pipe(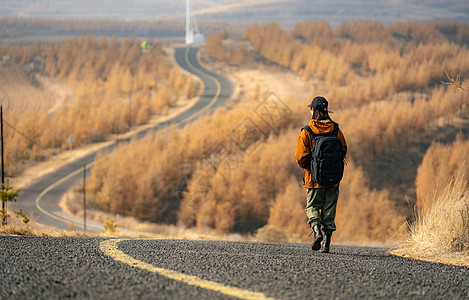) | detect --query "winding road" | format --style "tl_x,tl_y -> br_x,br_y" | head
12,47 -> 233,232
4,47 -> 468,300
